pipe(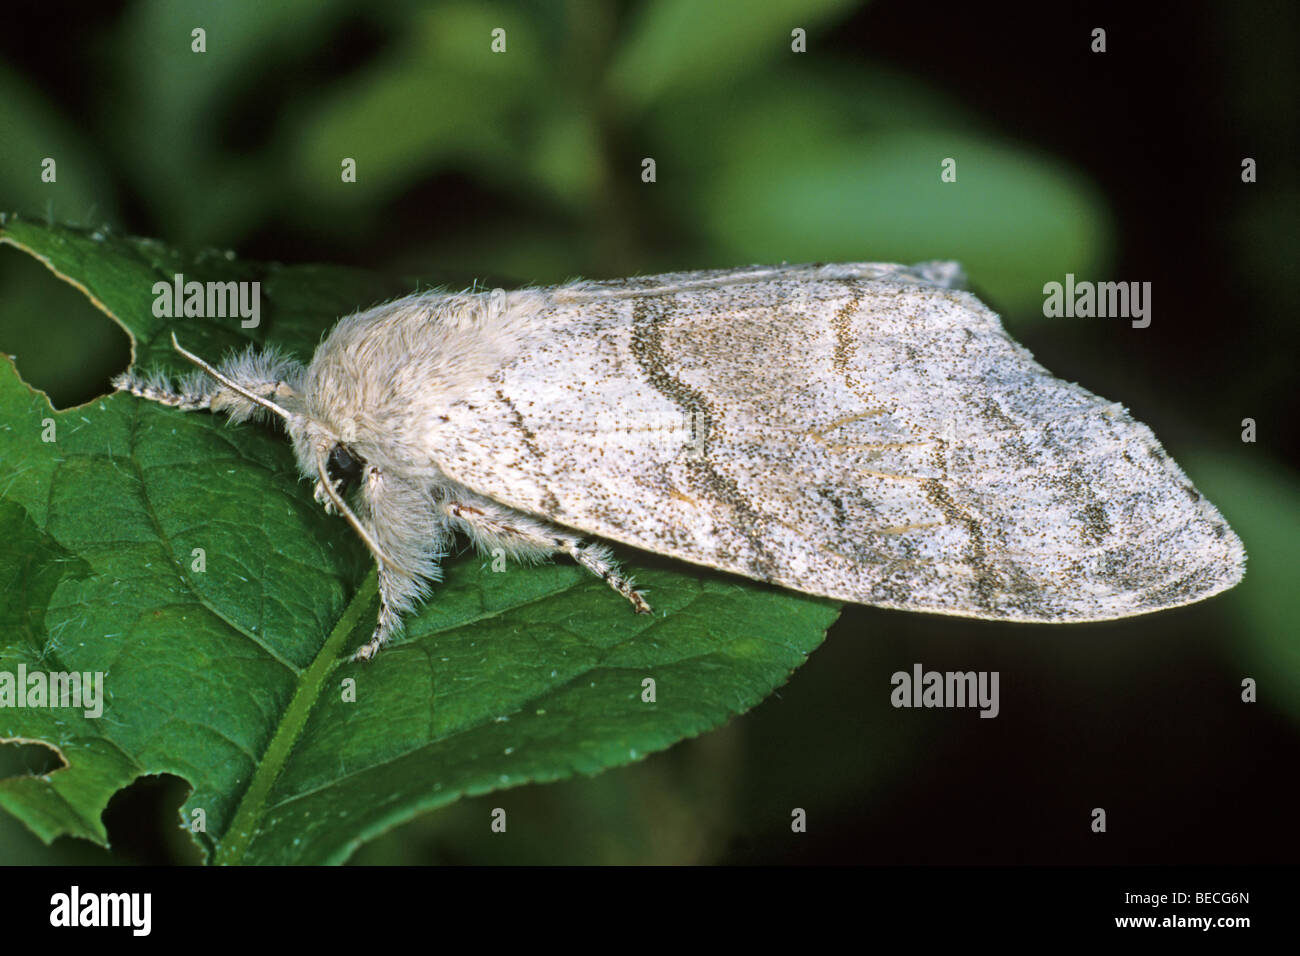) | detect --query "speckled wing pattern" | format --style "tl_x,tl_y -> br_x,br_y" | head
436,263 -> 1245,622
